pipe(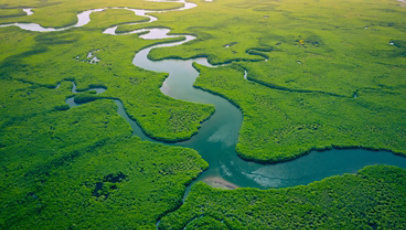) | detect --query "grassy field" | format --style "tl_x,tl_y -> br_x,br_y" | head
0,8 -> 26,18
160,165 -> 406,229
85,9 -> 149,30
